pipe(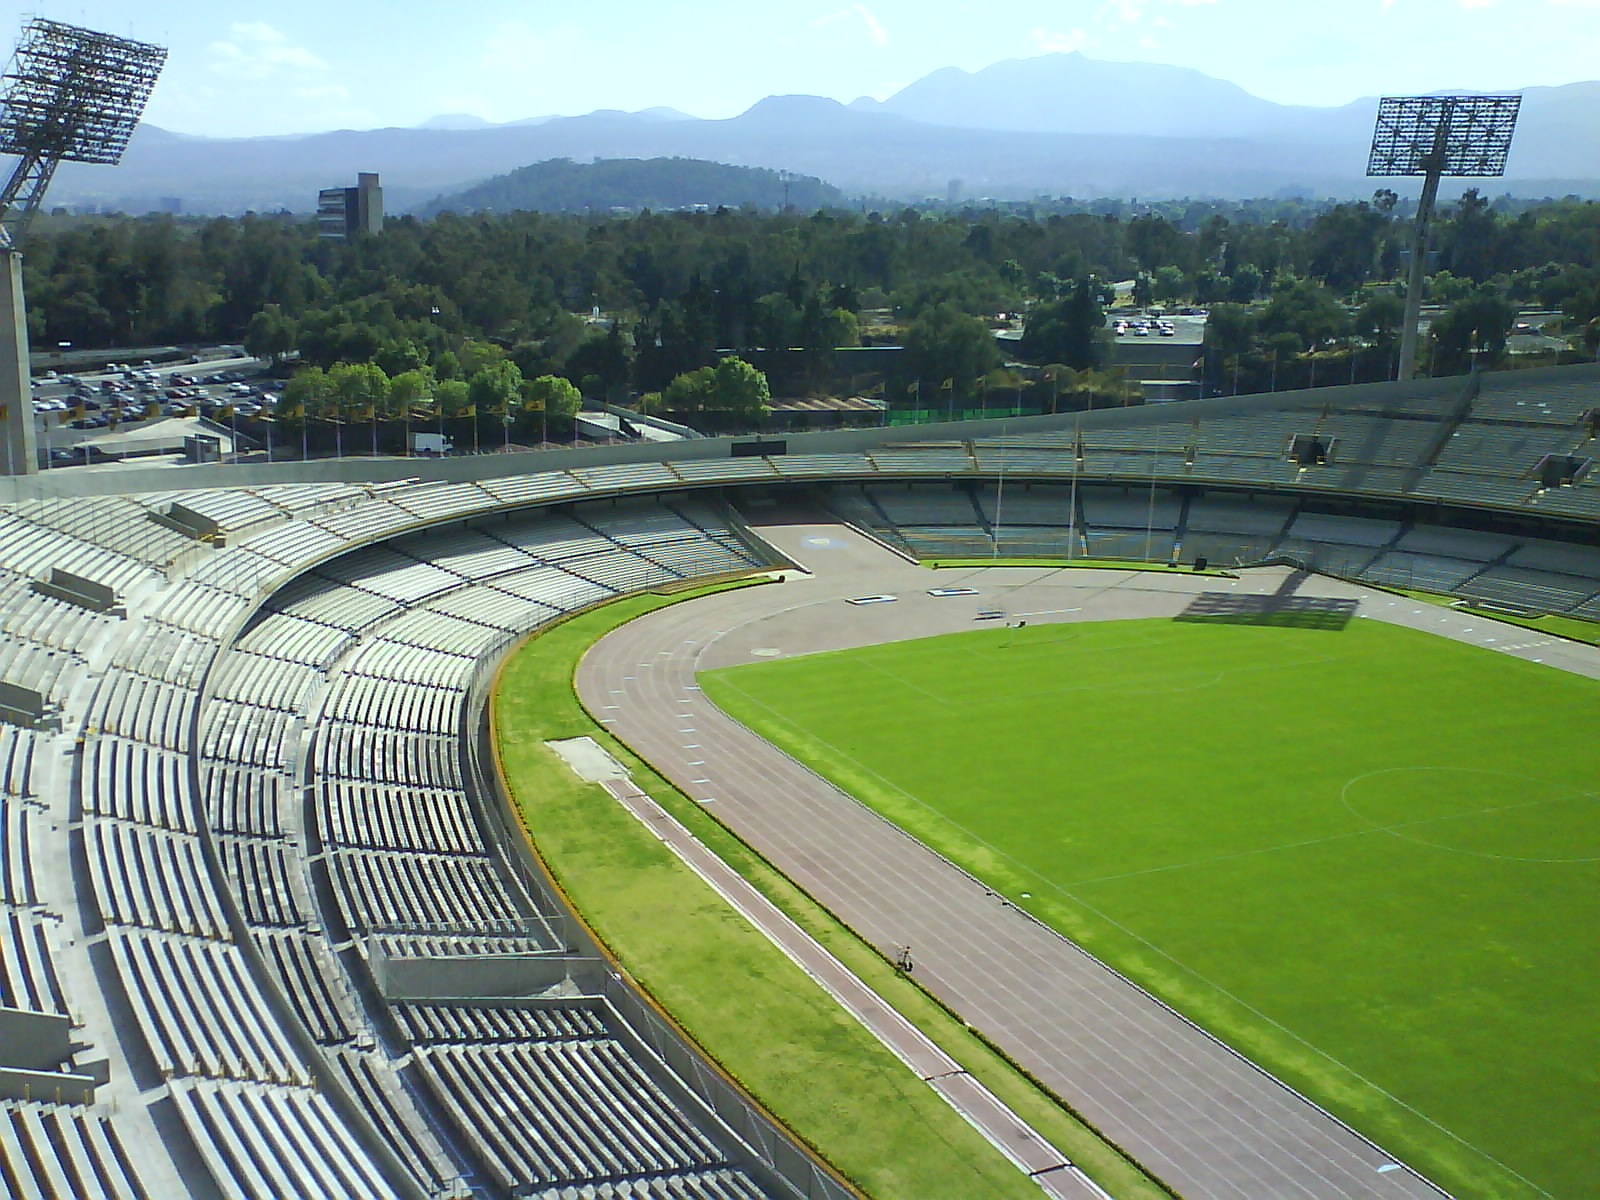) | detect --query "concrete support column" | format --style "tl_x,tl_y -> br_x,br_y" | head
0,250 -> 37,475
